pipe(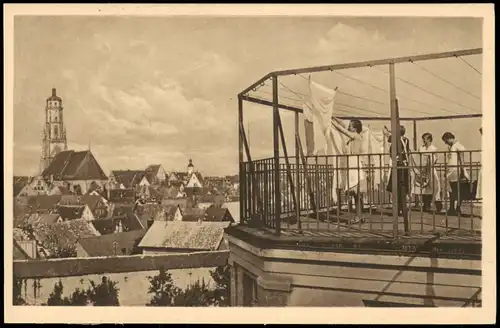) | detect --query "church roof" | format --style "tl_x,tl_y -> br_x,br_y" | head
111,170 -> 146,188
41,150 -> 108,181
